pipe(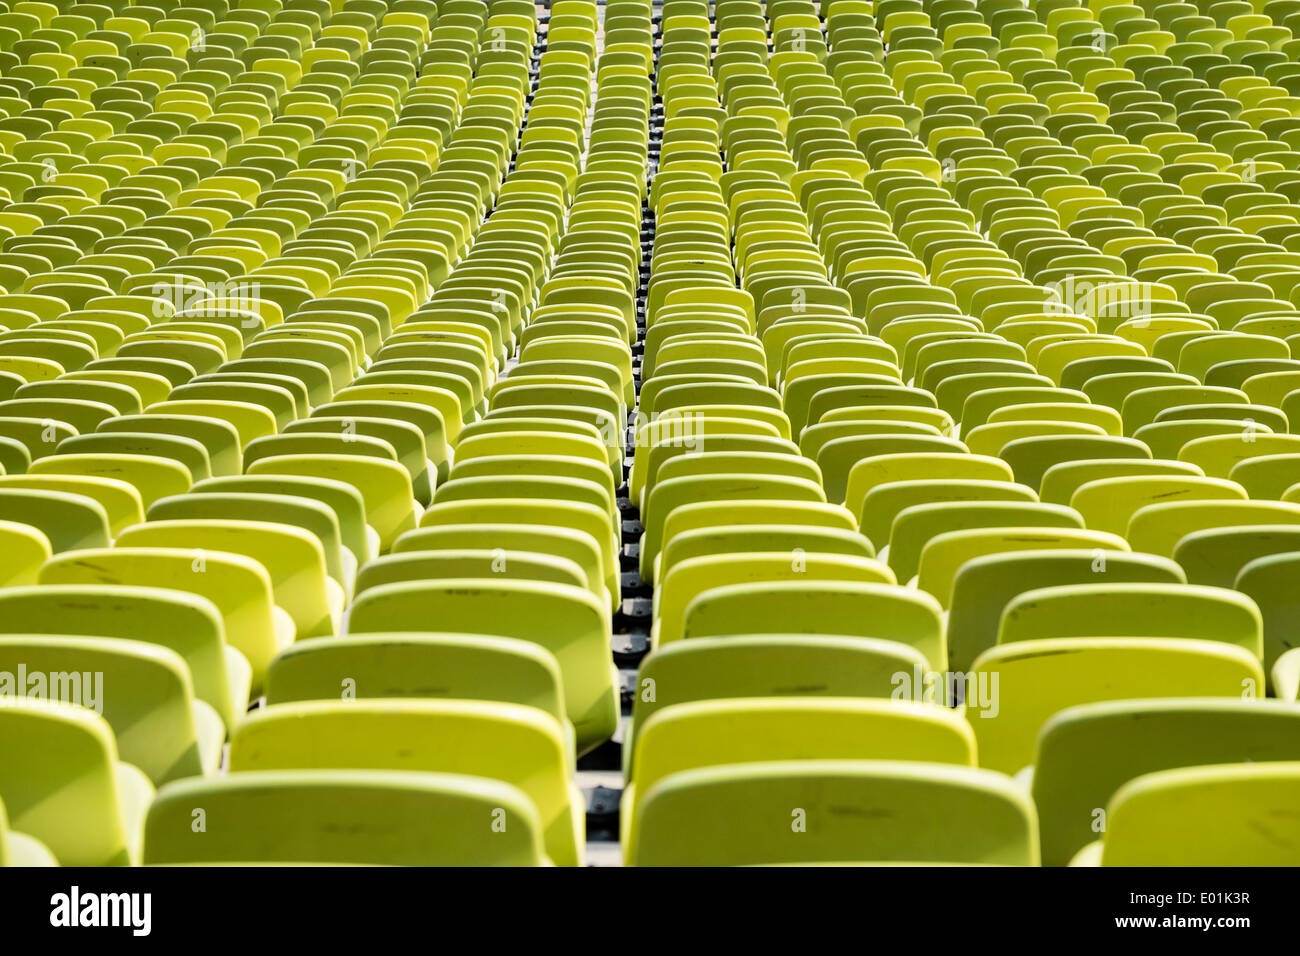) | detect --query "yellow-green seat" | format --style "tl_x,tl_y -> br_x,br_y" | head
1074,763 -> 1300,866
0,795 -> 56,867
281,419 -> 435,504
1126,498 -> 1300,555
1228,454 -> 1300,499
102,414 -> 242,477
640,473 -> 826,582
392,521 -> 611,611
628,634 -> 933,756
641,437 -> 808,512
963,419 -> 1109,458
0,584 -> 249,730
355,548 -> 587,597
1034,699 -> 1300,866
844,451 -> 1014,525
984,401 -> 1123,435
969,638 -> 1263,774
947,550 -> 1186,673
247,453 -> 418,554
0,635 -> 221,784
1179,432 -> 1300,478
228,699 -> 583,867
144,400 -> 277,448
116,518 -> 339,641
887,500 -> 1084,581
1133,418 -> 1273,459
0,487 -> 110,552
345,579 -> 617,756
815,433 -> 966,503
1069,474 -> 1248,534
148,491 -> 350,592
997,582 -> 1263,659
1236,552 -> 1300,678
143,769 -> 547,866
417,497 -> 619,608
433,473 -> 614,526
627,759 -> 1039,866
29,451 -> 191,508
265,632 -> 571,753
622,698 -> 977,853
192,473 -> 373,567
1173,526 -> 1300,589
654,551 -> 894,646
680,579 -> 946,672
858,479 -> 1039,550
1037,457 -> 1204,505
917,527 -> 1128,608
40,547 -> 292,691
0,518 -> 51,586
998,434 -> 1153,490
0,699 -> 152,866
